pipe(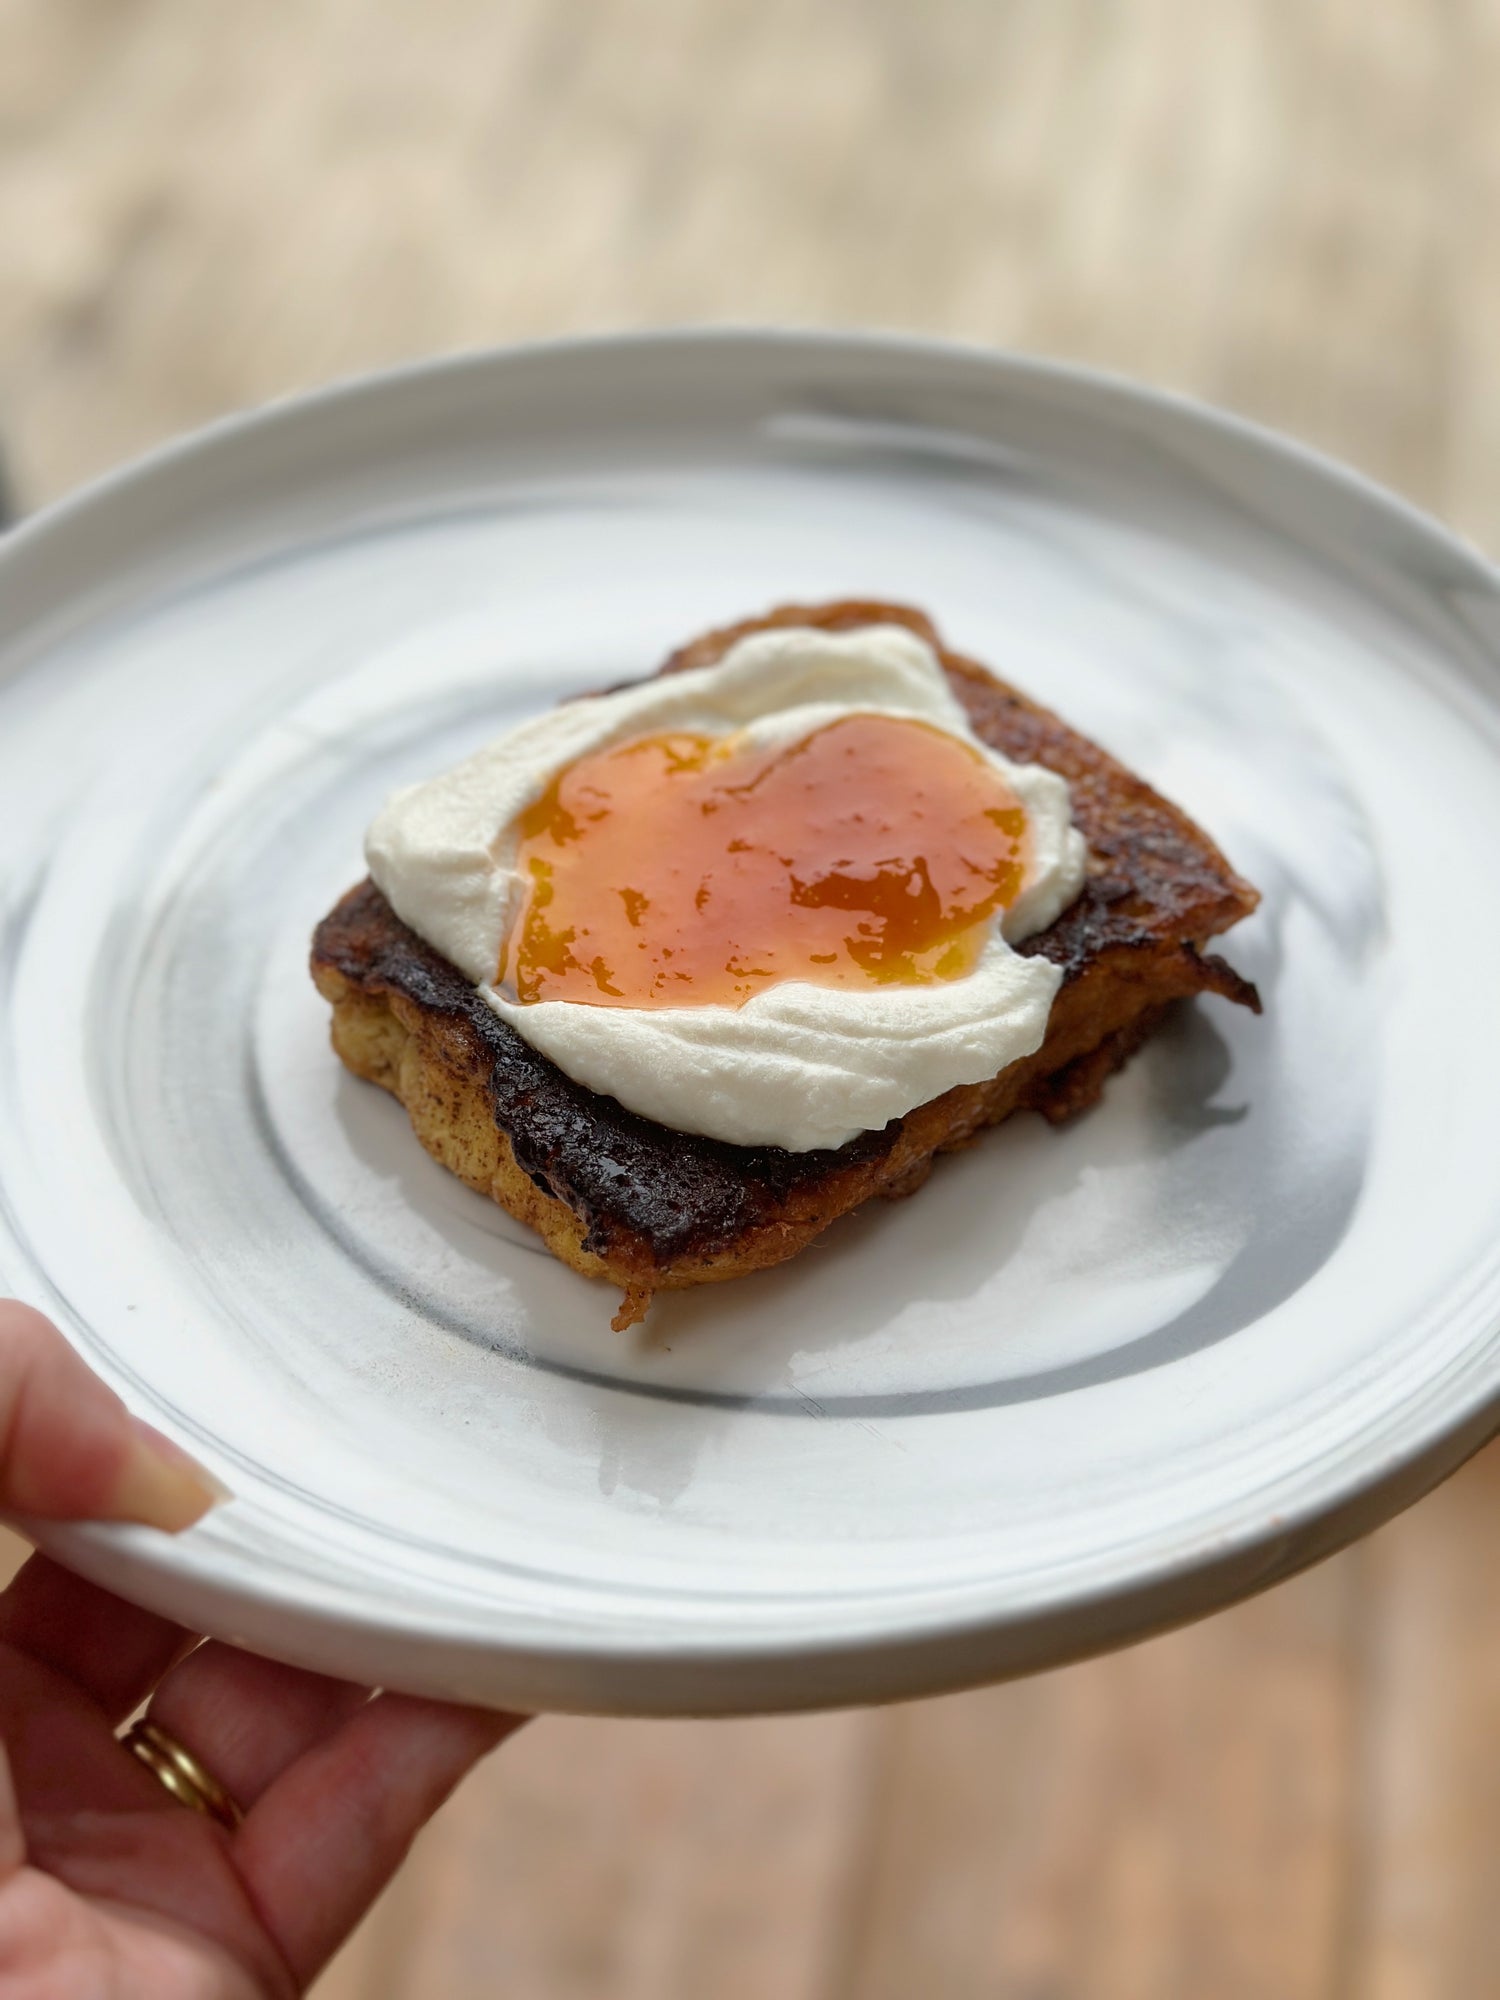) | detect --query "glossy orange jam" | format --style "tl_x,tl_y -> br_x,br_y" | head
499,714 -> 1031,1009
